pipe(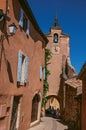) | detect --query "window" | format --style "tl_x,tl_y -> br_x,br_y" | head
53,33 -> 58,43
19,8 -> 30,37
10,96 -> 21,130
17,51 -> 29,86
40,66 -> 46,80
